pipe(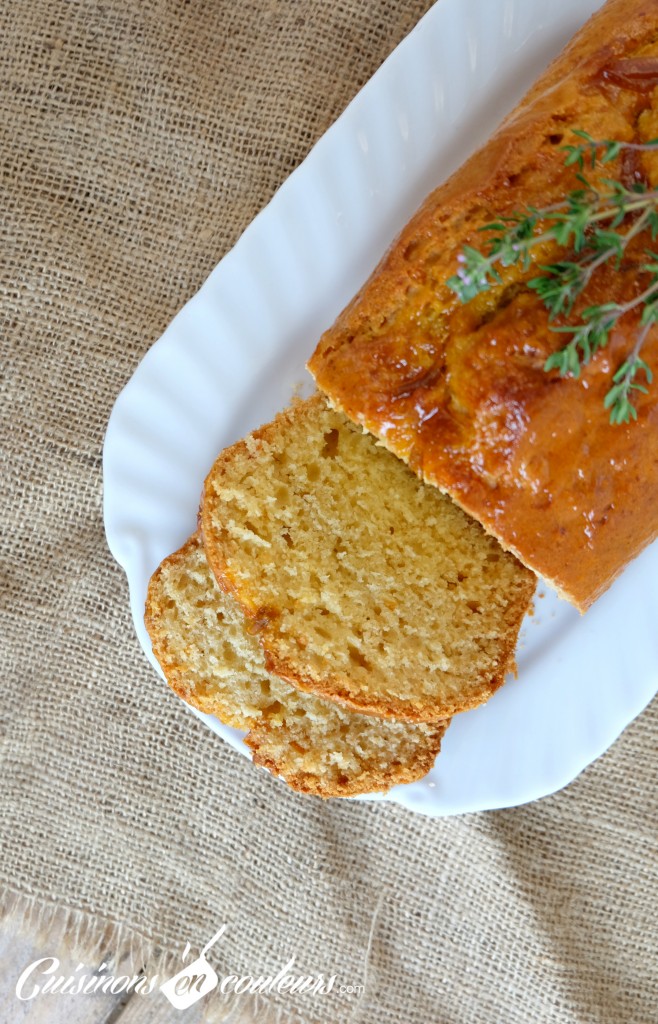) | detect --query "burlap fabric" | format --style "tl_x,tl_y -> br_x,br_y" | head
1,0 -> 657,1020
